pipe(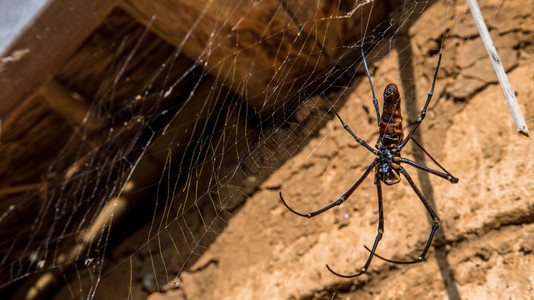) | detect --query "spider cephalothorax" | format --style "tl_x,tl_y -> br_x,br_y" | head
279,46 -> 458,278
376,147 -> 401,185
